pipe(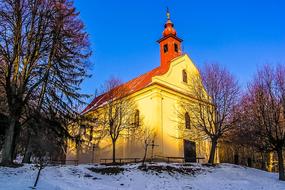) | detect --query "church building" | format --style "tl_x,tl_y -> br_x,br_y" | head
66,11 -> 214,164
